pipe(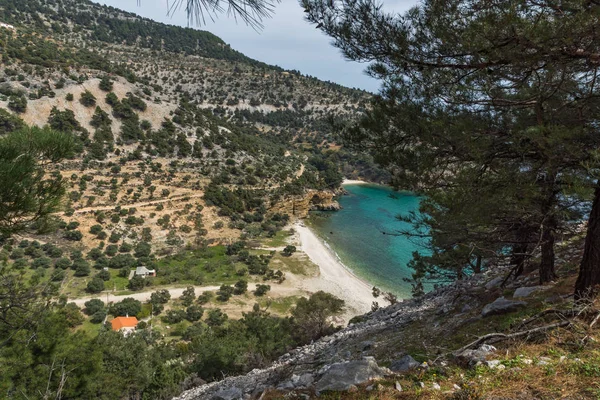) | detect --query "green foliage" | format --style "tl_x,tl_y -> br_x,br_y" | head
0,127 -> 75,237
181,286 -> 196,307
282,245 -> 297,257
127,275 -> 146,291
7,94 -> 26,113
84,299 -> 105,315
254,284 -> 270,296
99,76 -> 113,92
0,108 -> 24,134
110,297 -> 142,317
79,90 -> 96,107
291,291 -> 344,343
216,284 -> 234,302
